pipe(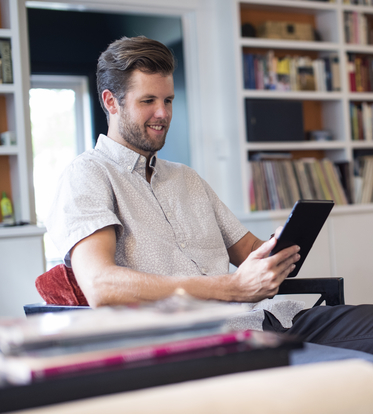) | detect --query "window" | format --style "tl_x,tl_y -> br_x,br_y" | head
29,75 -> 93,268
